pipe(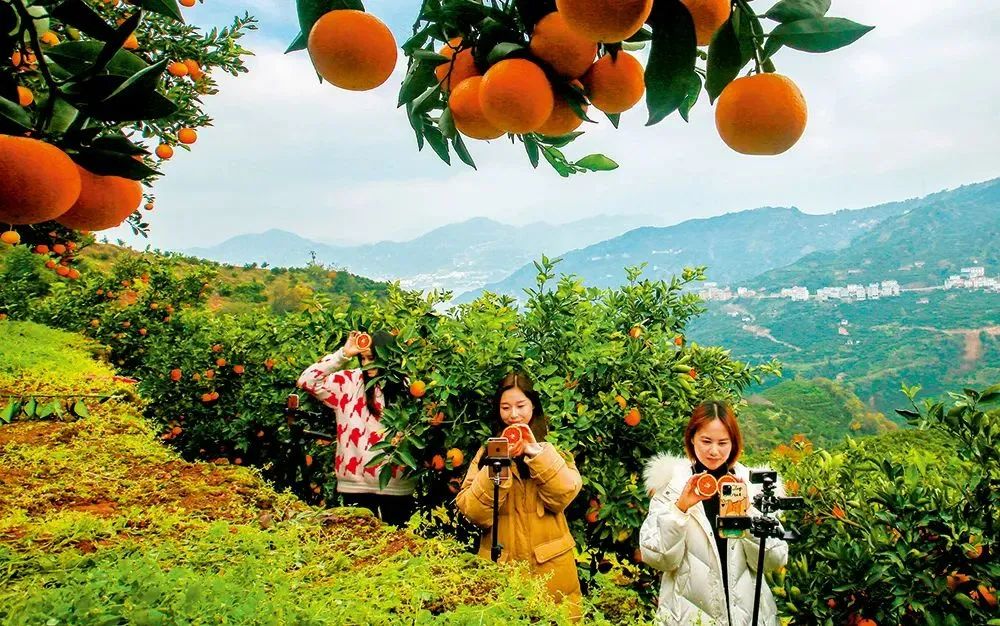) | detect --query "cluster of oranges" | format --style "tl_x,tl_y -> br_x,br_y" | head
0,135 -> 143,232
22,239 -> 82,280
304,0 -> 808,157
